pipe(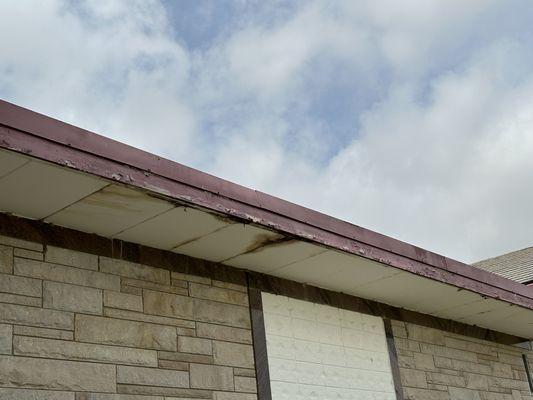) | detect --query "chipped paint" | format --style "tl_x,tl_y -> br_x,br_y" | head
2,100 -> 533,313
